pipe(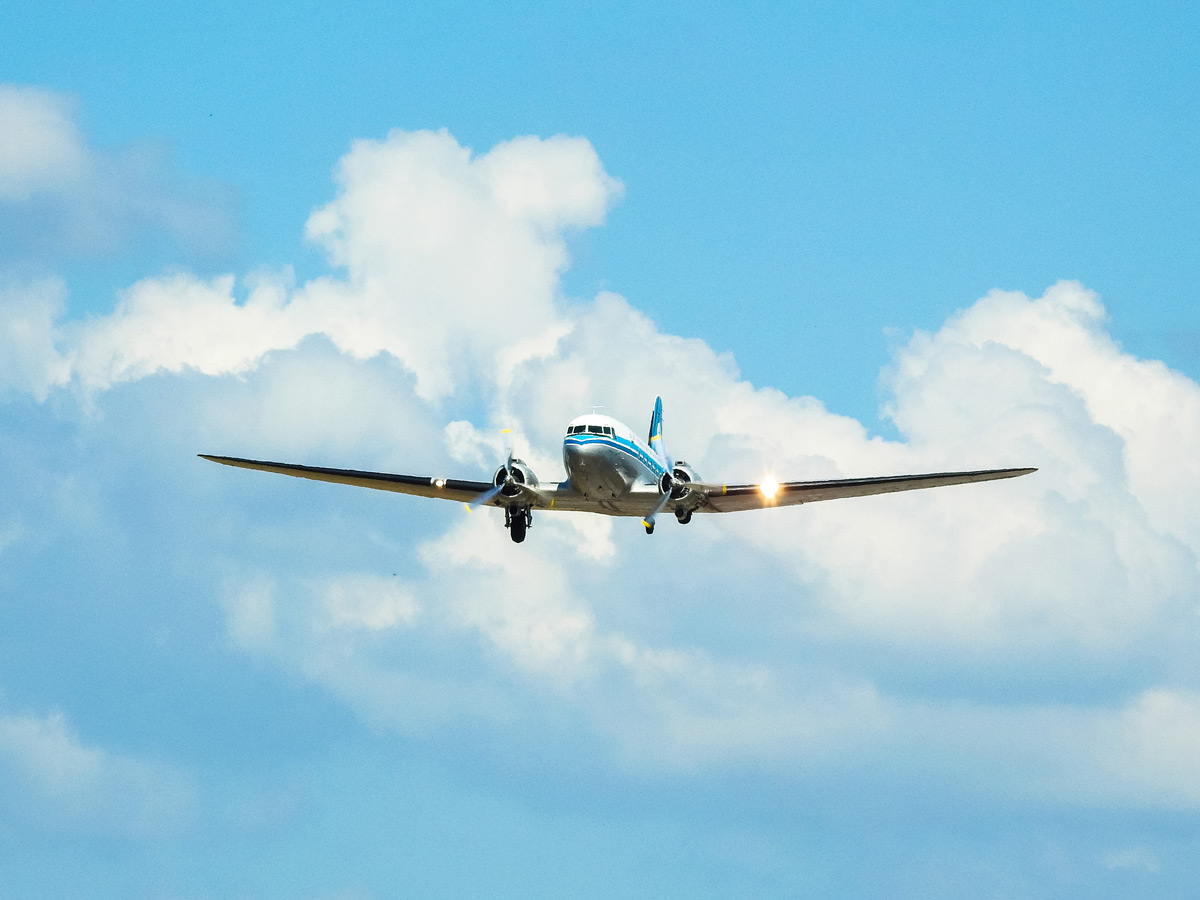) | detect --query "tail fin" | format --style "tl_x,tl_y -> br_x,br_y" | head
648,396 -> 664,445
647,396 -> 671,469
